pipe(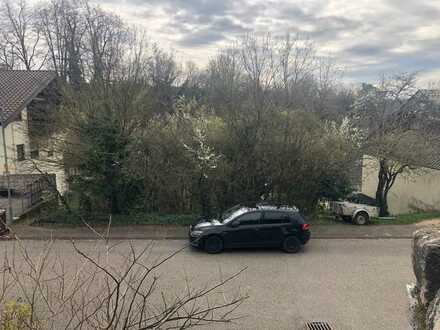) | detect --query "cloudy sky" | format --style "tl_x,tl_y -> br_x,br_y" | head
97,0 -> 440,85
